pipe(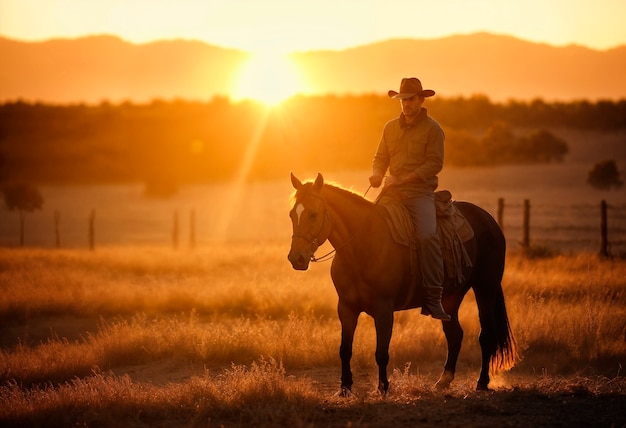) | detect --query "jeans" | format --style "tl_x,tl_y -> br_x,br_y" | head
402,192 -> 444,289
